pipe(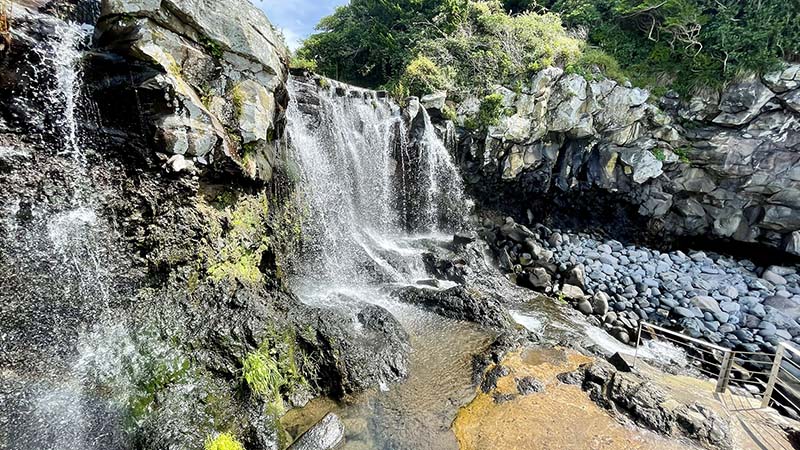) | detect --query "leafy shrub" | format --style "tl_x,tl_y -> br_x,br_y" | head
205,433 -> 244,450
545,0 -> 799,93
290,57 -> 318,72
477,93 -> 505,129
414,2 -> 584,96
566,47 -> 626,83
297,0 -> 469,87
398,55 -> 449,97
